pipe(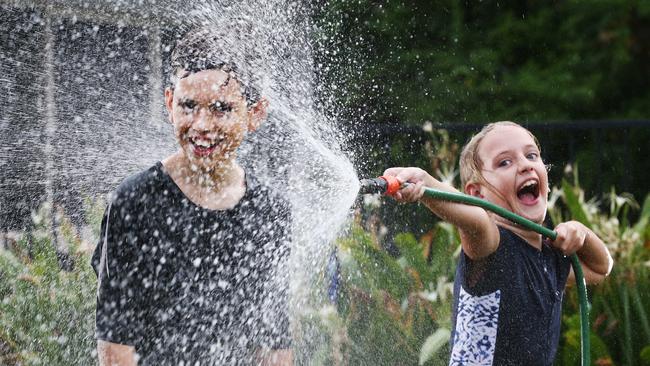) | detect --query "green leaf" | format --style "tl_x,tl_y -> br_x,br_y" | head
561,179 -> 593,229
640,345 -> 650,366
633,193 -> 650,236
394,233 -> 433,284
419,328 -> 451,365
